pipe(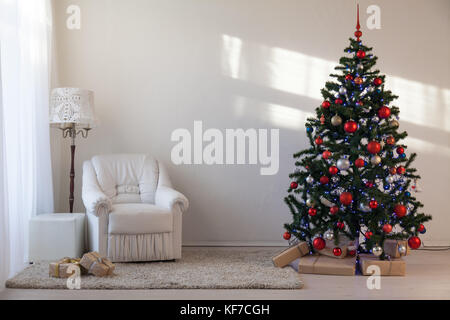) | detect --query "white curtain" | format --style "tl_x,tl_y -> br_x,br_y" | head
0,0 -> 54,286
